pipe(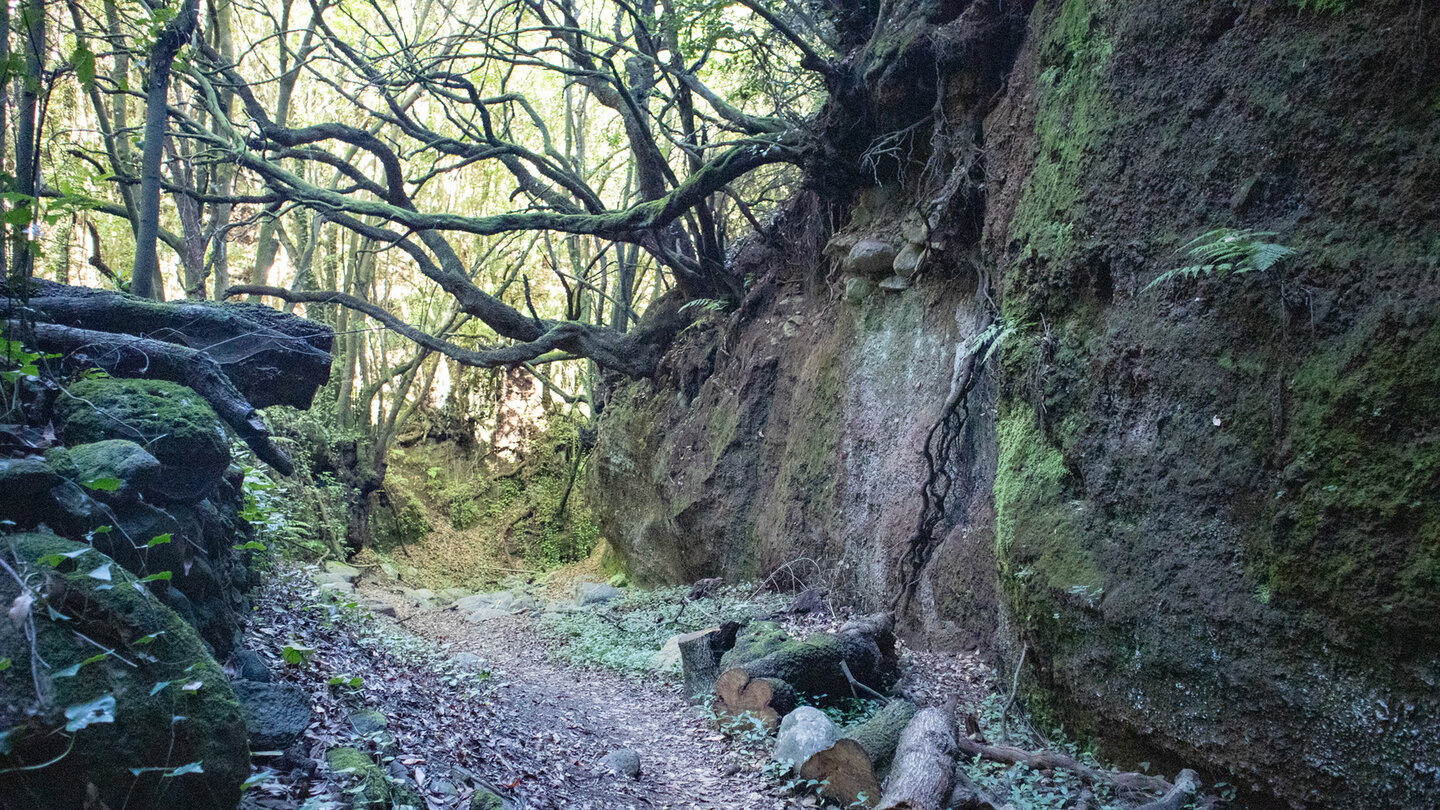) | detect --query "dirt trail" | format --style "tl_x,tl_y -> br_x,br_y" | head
363,585 -> 787,810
